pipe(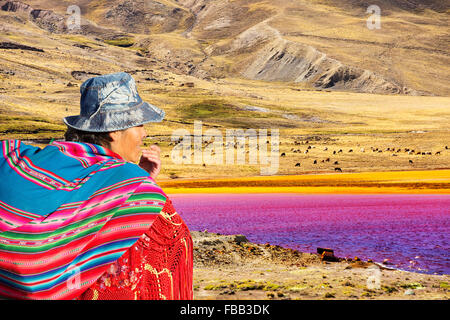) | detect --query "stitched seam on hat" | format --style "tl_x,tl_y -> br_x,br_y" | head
98,100 -> 144,114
